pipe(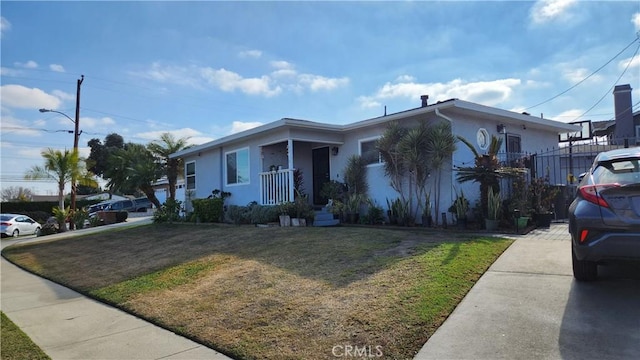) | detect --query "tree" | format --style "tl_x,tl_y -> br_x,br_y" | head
377,120 -> 457,224
424,122 -> 457,225
87,133 -> 125,177
108,144 -> 163,209
24,148 -> 98,229
398,120 -> 431,219
377,121 -> 409,203
456,135 -> 525,218
0,186 -> 33,202
147,133 -> 190,201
